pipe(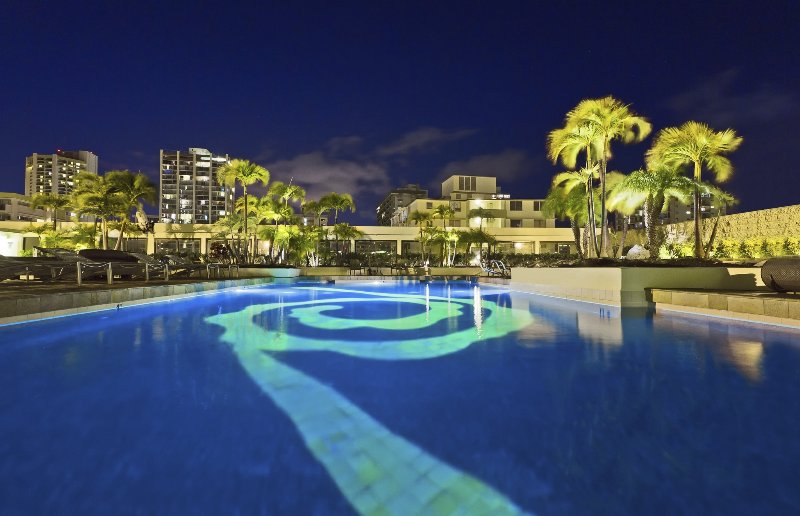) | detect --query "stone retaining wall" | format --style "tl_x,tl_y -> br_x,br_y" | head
0,278 -> 274,325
